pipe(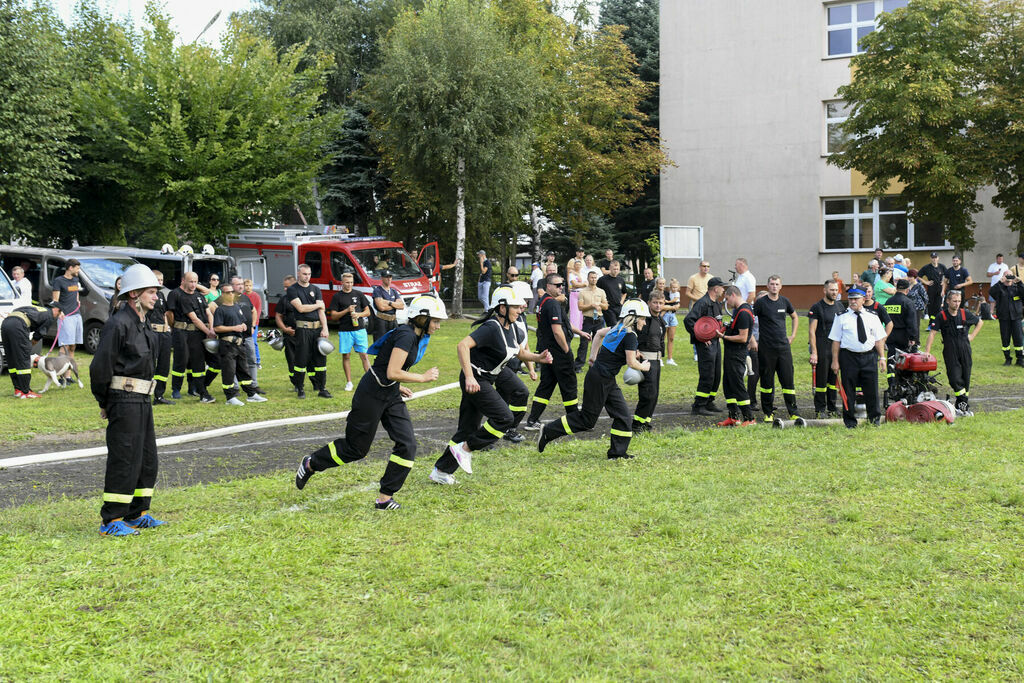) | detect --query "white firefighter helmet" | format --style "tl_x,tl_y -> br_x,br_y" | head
203,338 -> 220,353
201,244 -> 215,255
177,244 -> 194,256
317,338 -> 335,356
408,294 -> 448,320
490,285 -> 527,309
620,298 -> 651,319
160,243 -> 175,254
118,264 -> 161,298
623,367 -> 644,385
